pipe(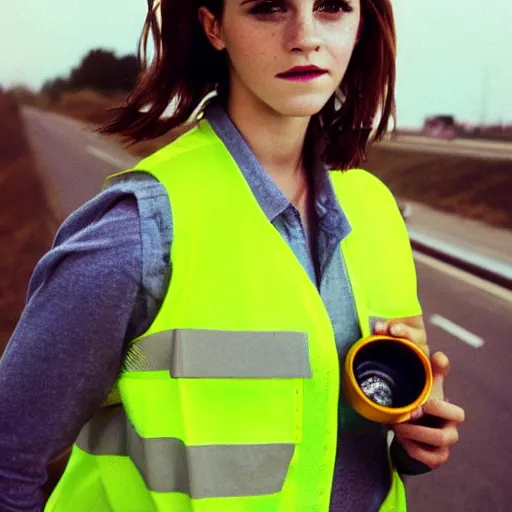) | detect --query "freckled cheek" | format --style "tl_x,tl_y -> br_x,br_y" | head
229,31 -> 277,73
326,32 -> 358,65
